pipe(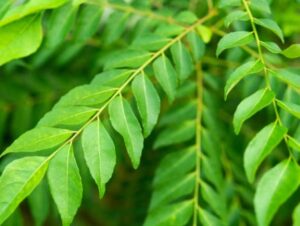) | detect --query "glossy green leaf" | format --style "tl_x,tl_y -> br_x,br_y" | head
0,15 -> 42,66
270,69 -> 300,89
154,120 -> 195,148
186,31 -> 205,61
104,50 -> 152,70
144,200 -> 193,226
92,70 -> 132,87
153,54 -> 178,102
287,136 -> 300,153
293,203 -> 300,226
132,74 -> 160,137
48,144 -> 82,226
82,118 -> 116,198
216,31 -> 254,56
109,96 -> 144,169
260,41 -> 282,54
2,127 -> 74,156
224,10 -> 248,27
131,34 -> 170,51
198,208 -> 223,226
233,89 -> 275,134
224,60 -> 264,99
254,18 -> 284,42
255,160 -> 300,226
244,122 -> 287,182
38,106 -> 97,127
282,44 -> 300,58
170,41 -> 194,81
0,157 -> 49,224
277,100 -> 300,119
54,85 -> 116,108
0,0 -> 67,26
